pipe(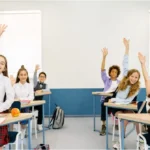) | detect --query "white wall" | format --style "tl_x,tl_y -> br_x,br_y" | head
0,1 -> 149,88
0,10 -> 42,77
